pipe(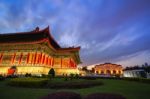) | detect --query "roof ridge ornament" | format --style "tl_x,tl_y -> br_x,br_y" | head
35,27 -> 40,32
